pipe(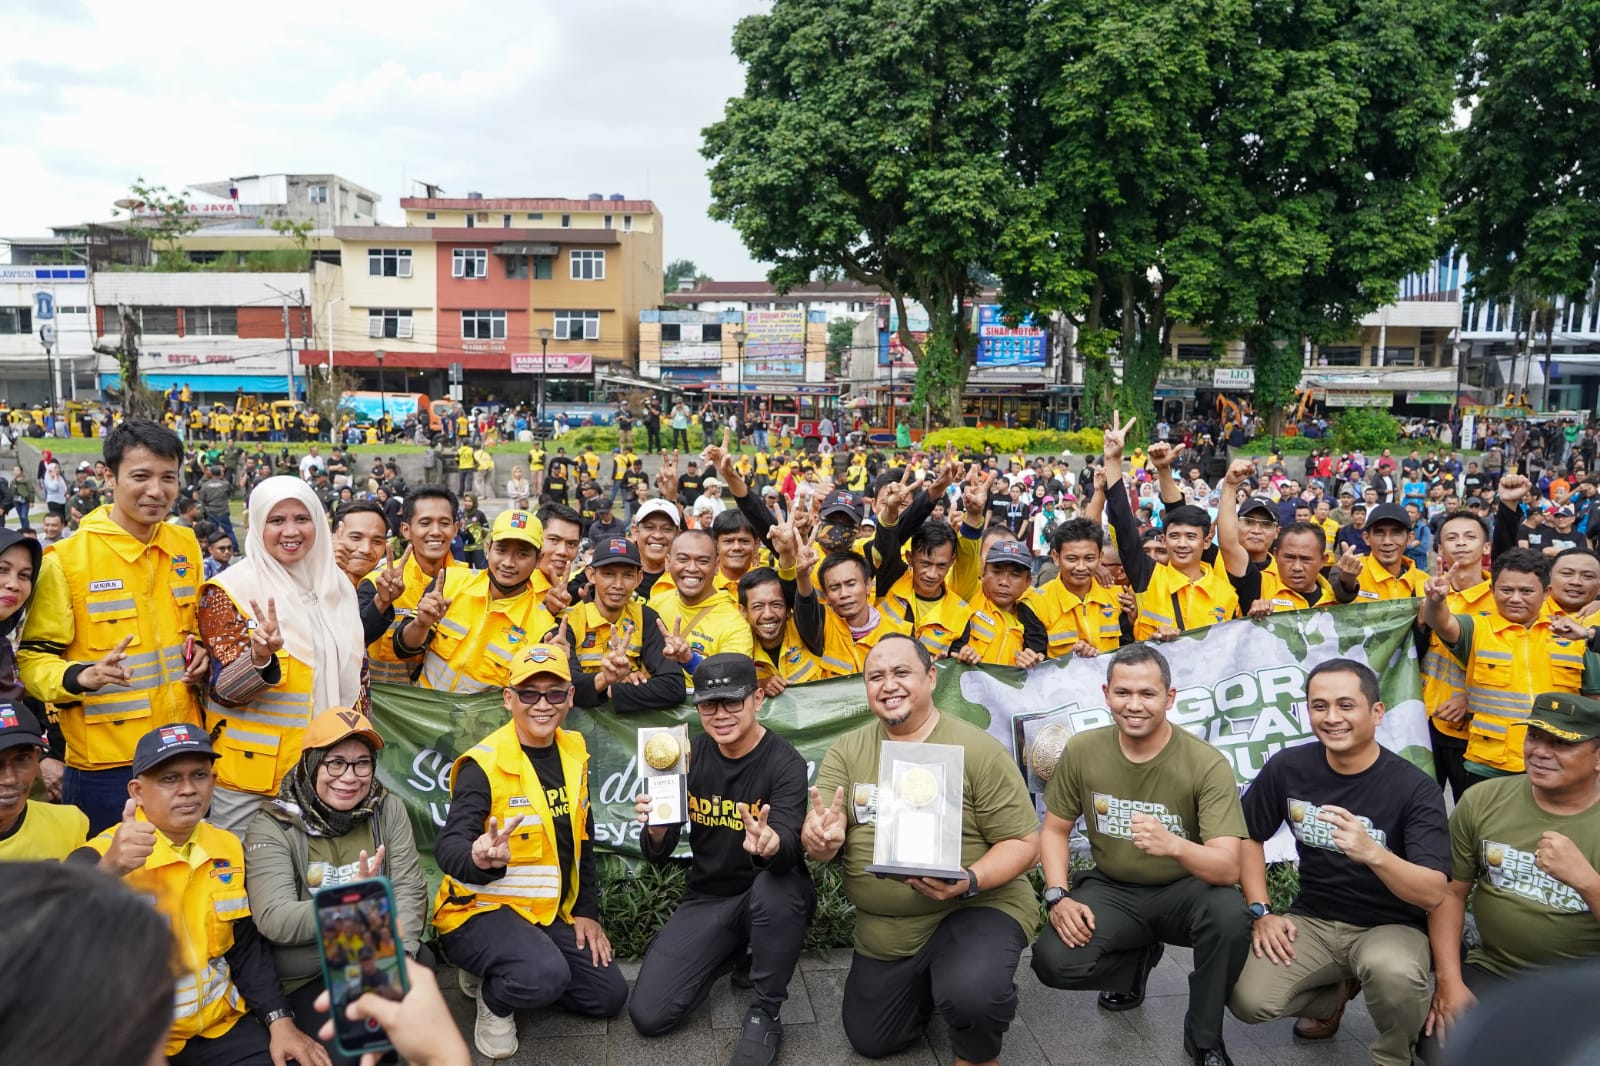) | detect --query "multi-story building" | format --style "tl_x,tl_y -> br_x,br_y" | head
0,241 -> 94,404
664,279 -> 880,322
312,193 -> 663,407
